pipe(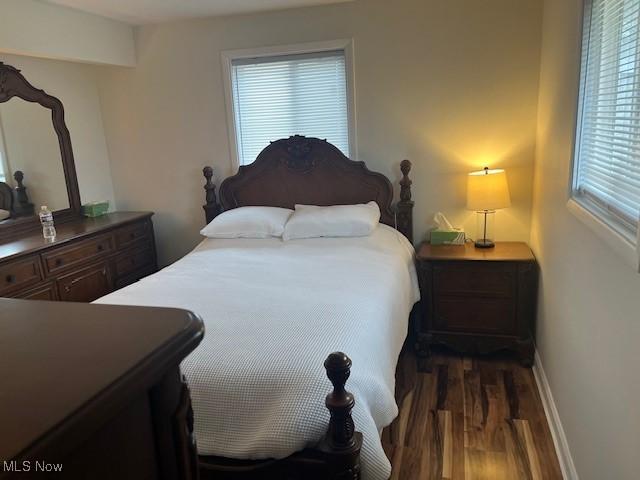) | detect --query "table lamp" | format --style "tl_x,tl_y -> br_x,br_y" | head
466,167 -> 511,248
